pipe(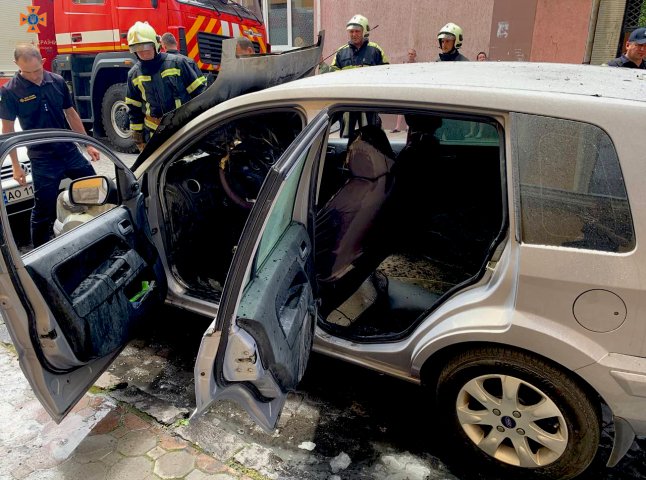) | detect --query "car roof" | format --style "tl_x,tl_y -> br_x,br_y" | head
253,61 -> 646,104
